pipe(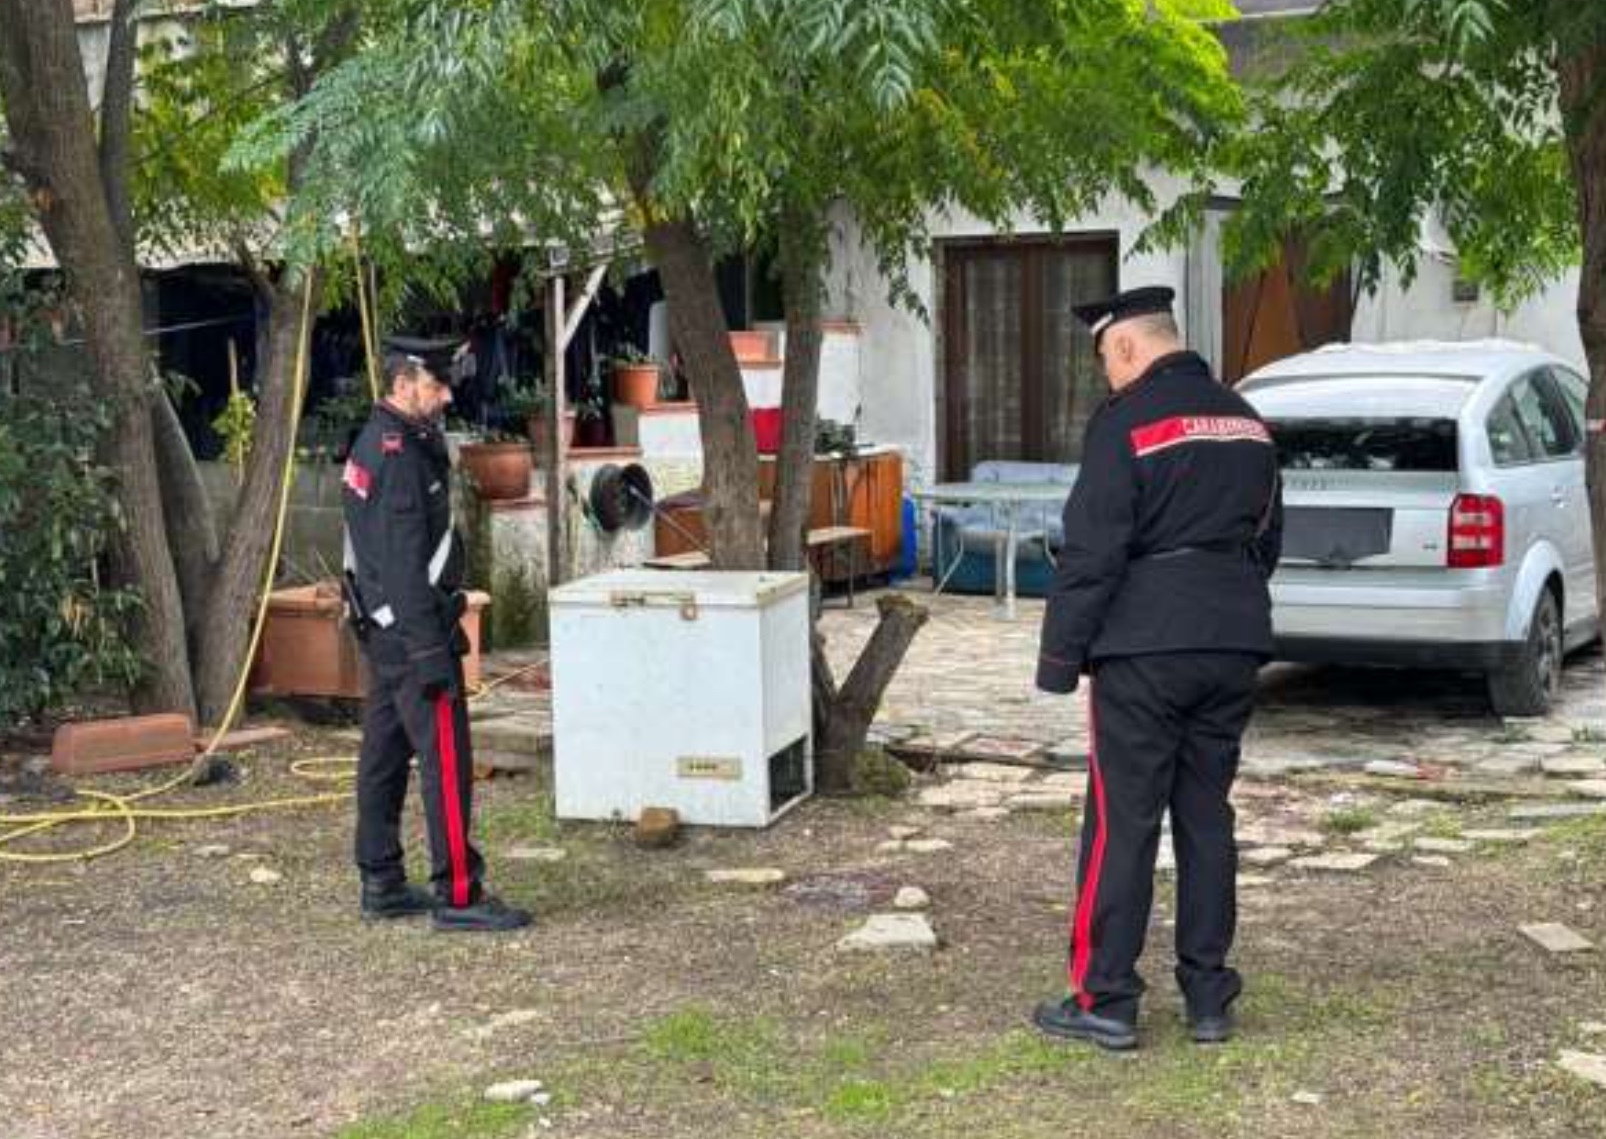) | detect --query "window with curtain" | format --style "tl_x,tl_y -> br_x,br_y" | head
941,237 -> 1117,480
